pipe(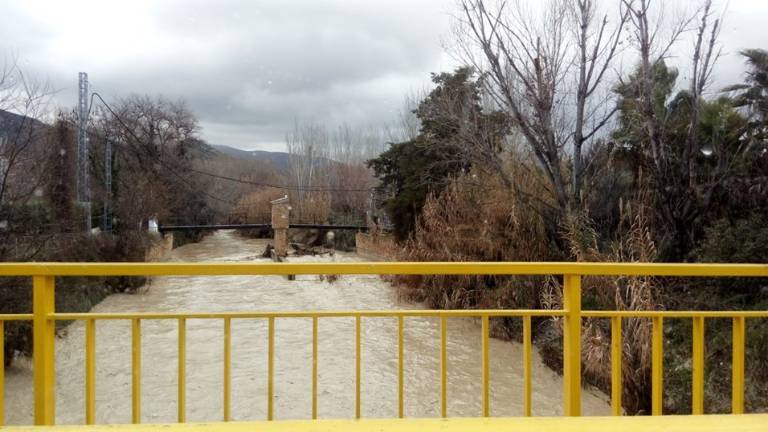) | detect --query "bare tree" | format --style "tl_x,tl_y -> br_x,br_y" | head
684,0 -> 721,185
620,0 -> 730,256
329,124 -> 382,216
286,120 -> 330,195
384,90 -> 426,143
95,95 -> 211,227
286,120 -> 332,222
569,0 -> 630,206
453,0 -> 629,212
619,0 -> 697,173
0,57 -> 53,209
